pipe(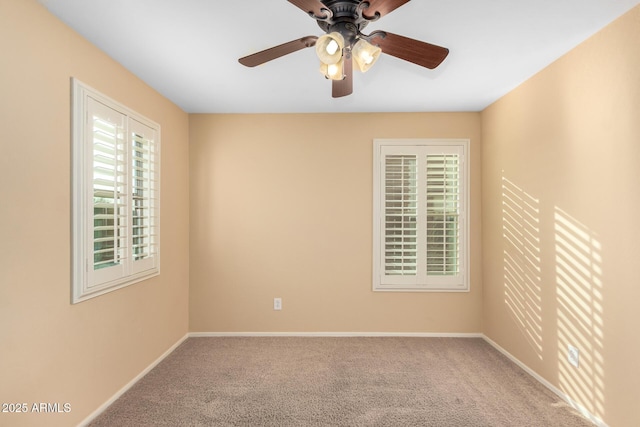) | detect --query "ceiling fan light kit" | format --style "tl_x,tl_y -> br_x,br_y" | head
238,0 -> 449,98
